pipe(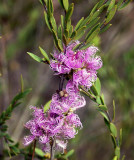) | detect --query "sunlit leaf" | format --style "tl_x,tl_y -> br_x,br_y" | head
27,52 -> 43,63
110,123 -> 117,137
44,100 -> 52,113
